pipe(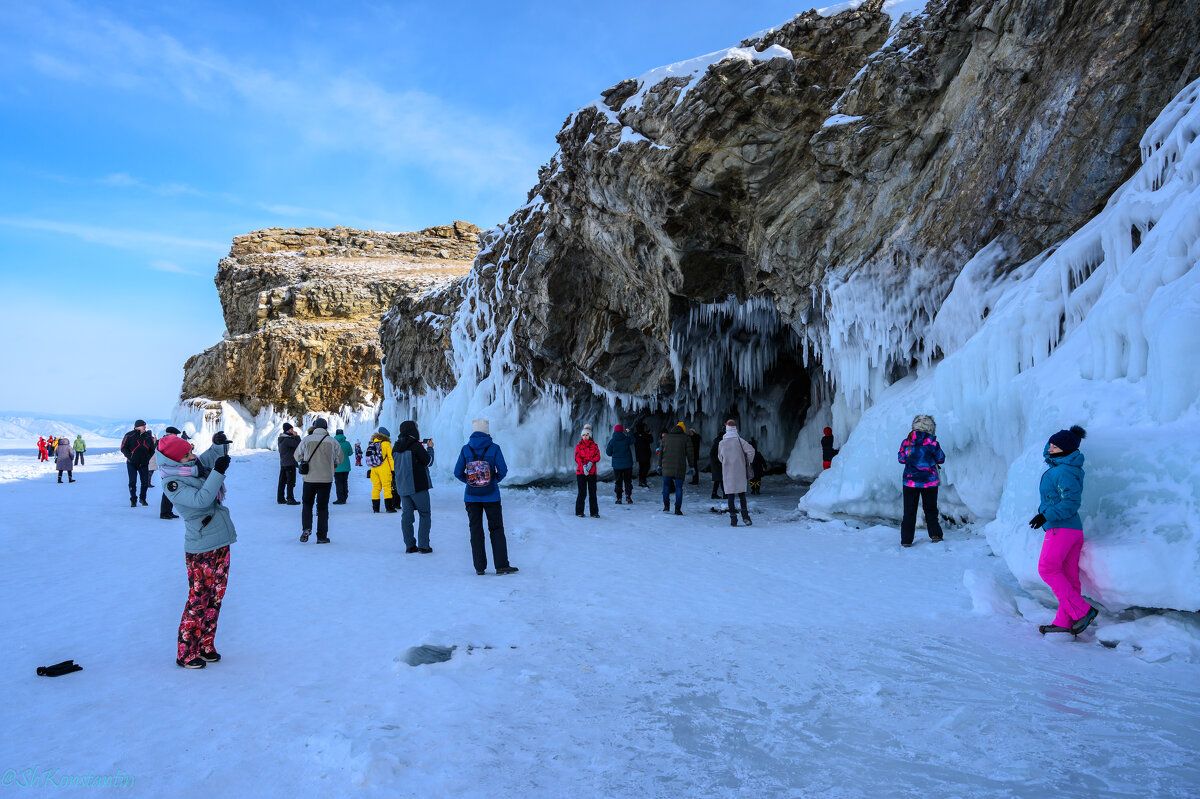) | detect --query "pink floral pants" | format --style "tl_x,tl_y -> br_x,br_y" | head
178,546 -> 230,661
